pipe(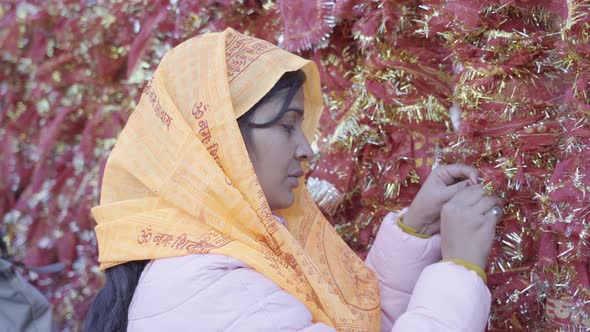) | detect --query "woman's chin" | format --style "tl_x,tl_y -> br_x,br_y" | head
269,192 -> 295,211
